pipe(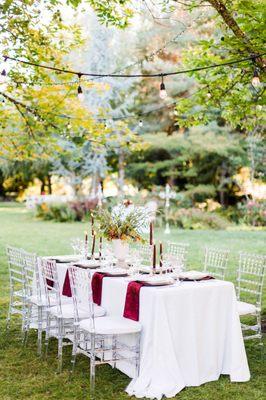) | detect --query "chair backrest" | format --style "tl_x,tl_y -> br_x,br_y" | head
41,258 -> 62,315
166,242 -> 189,271
68,266 -> 94,325
135,243 -> 153,266
6,245 -> 26,292
23,250 -> 41,301
203,247 -> 229,280
237,252 -> 266,308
